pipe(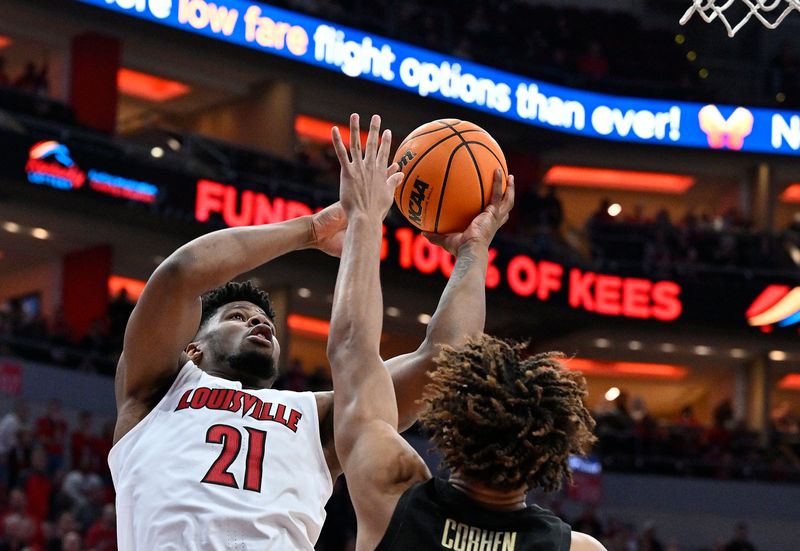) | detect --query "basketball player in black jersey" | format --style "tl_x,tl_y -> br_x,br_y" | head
329,117 -> 606,550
